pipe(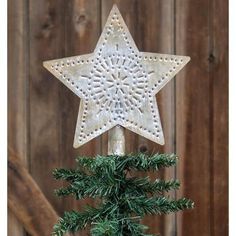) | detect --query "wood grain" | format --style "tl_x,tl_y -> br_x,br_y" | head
62,1 -> 101,235
211,0 -> 228,234
8,1 -> 228,235
28,0 -> 66,214
62,0 -> 101,159
175,0 -> 212,235
133,1 -> 176,235
8,212 -> 26,236
8,150 -> 59,236
8,0 -> 29,235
